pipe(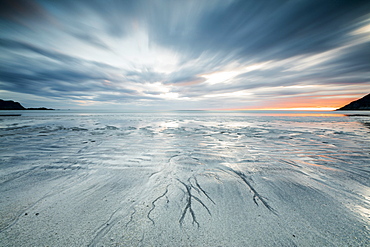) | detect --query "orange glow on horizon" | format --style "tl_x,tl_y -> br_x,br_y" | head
251,107 -> 337,111
225,94 -> 365,111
